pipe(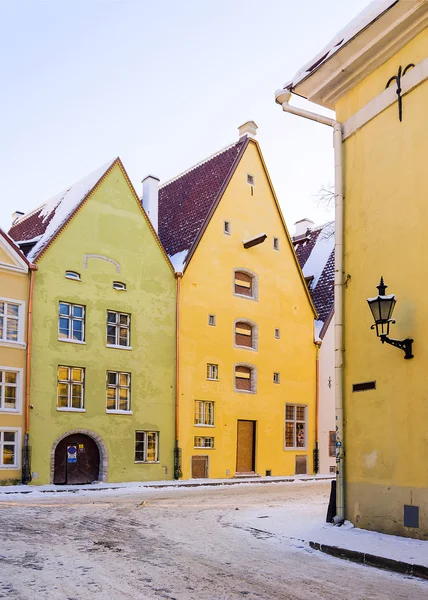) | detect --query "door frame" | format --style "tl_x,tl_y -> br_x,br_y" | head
236,419 -> 256,473
50,429 -> 108,483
